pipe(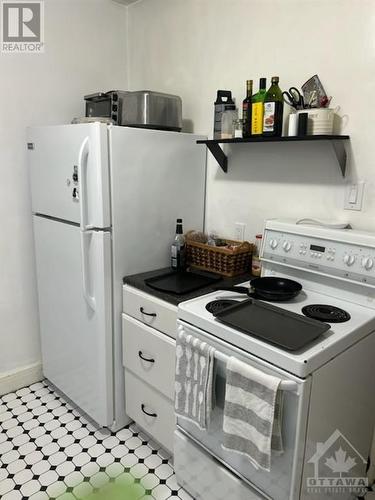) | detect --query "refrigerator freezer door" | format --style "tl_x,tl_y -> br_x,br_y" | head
28,123 -> 110,229
33,215 -> 113,427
